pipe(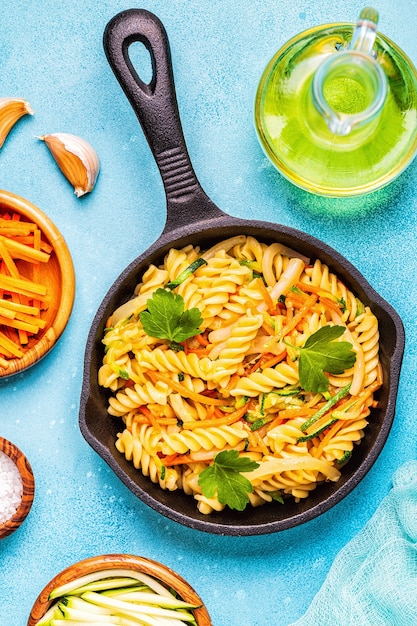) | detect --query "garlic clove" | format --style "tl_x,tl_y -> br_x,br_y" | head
39,132 -> 100,197
0,97 -> 34,149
